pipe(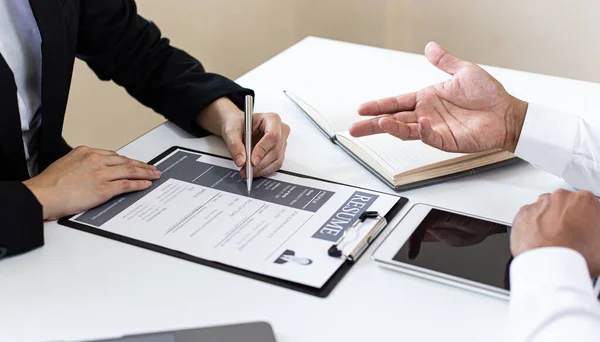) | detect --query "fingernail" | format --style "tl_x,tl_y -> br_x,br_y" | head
235,155 -> 244,166
144,181 -> 152,186
253,156 -> 261,166
154,170 -> 162,177
150,165 -> 158,170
